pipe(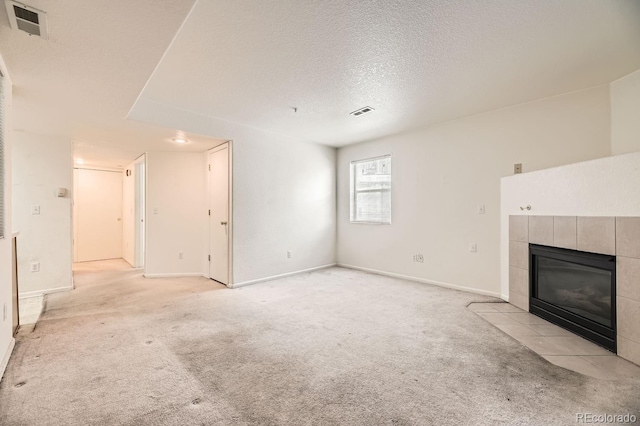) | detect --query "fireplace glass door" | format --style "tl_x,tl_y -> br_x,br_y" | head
530,244 -> 616,352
